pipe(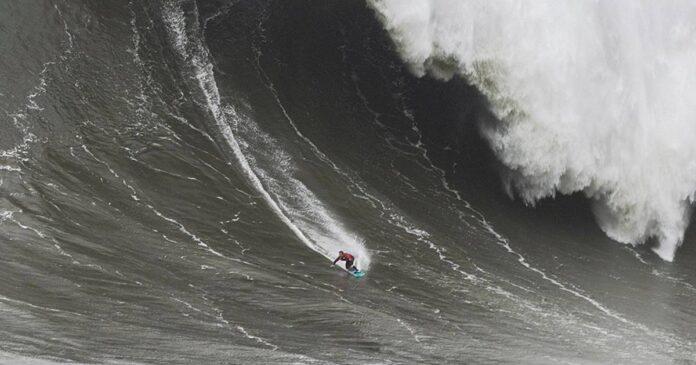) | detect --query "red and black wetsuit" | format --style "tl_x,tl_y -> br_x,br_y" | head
333,252 -> 355,270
